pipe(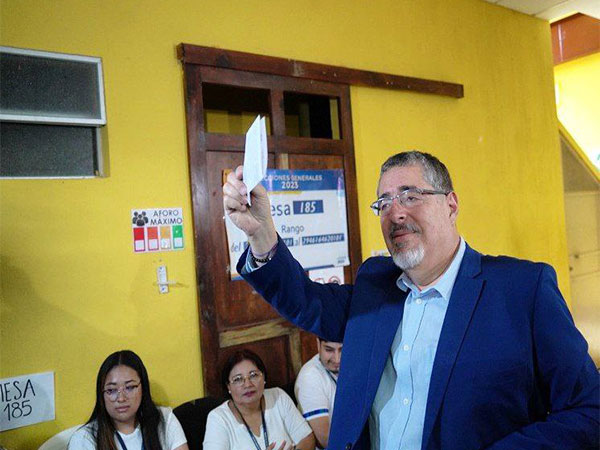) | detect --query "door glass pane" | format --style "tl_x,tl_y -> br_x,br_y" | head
284,93 -> 340,139
202,83 -> 271,135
